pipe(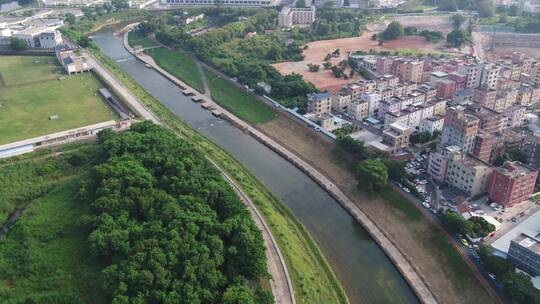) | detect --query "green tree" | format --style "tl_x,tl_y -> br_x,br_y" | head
438,0 -> 458,11
357,160 -> 388,193
404,26 -> 418,36
381,21 -> 404,41
440,210 -> 467,234
295,0 -> 306,7
446,29 -> 470,47
9,38 -> 27,50
501,272 -> 540,304
509,4 -> 521,16
64,13 -> 76,24
78,36 -> 91,48
222,284 -> 255,304
382,159 -> 406,182
477,0 -> 495,18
